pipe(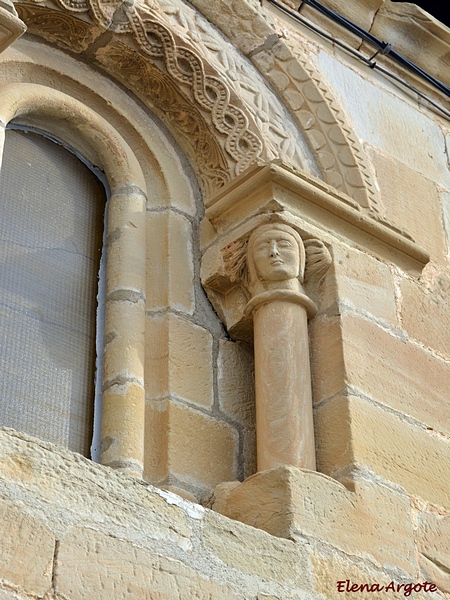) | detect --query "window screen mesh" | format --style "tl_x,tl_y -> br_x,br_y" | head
0,129 -> 105,456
